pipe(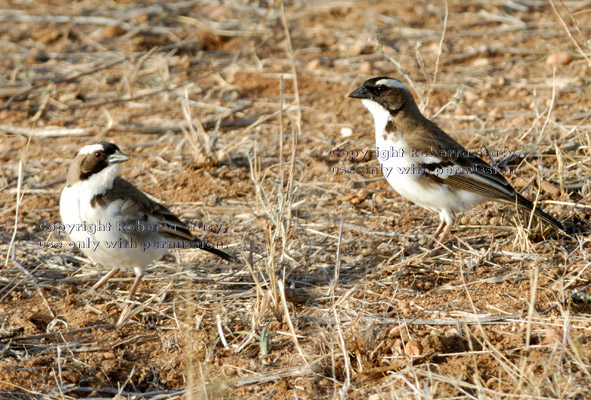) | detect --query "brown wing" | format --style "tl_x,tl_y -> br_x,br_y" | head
104,177 -> 194,240
402,117 -> 518,200
398,117 -> 565,231
92,177 -> 236,261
